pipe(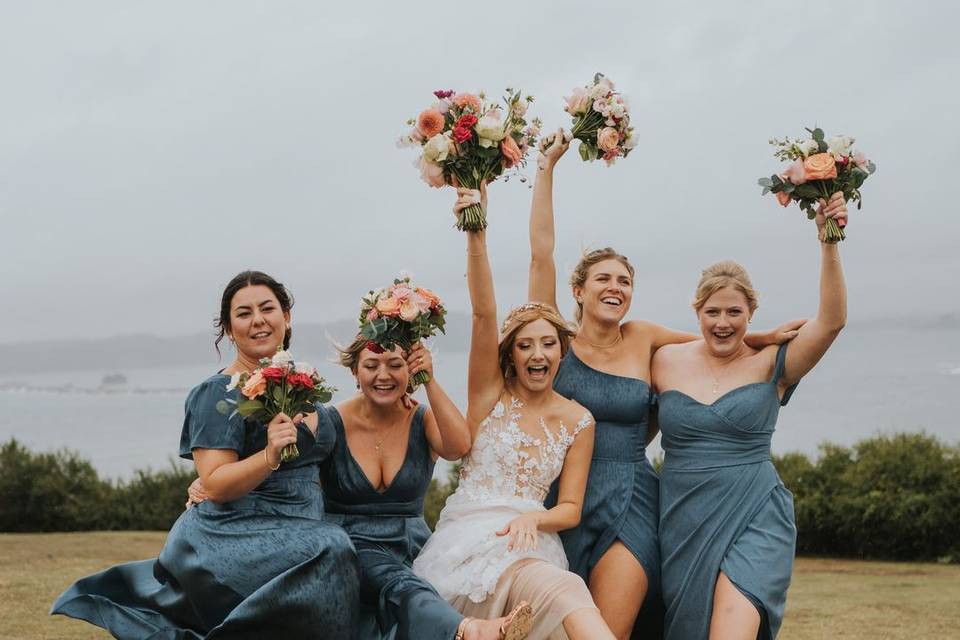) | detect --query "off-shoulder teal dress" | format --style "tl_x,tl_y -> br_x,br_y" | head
658,344 -> 798,640
51,374 -> 360,639
319,404 -> 463,640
